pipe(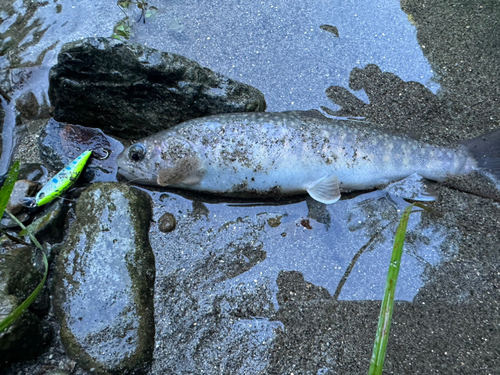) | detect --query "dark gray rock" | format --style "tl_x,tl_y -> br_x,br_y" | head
0,247 -> 49,365
45,370 -> 71,375
18,163 -> 49,185
25,198 -> 68,245
157,212 -> 176,233
48,37 -> 267,139
15,91 -> 40,120
53,183 -> 155,374
0,70 -> 12,101
38,118 -> 123,183
0,212 -> 30,229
